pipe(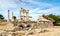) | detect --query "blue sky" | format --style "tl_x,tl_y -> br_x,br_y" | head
0,0 -> 60,21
